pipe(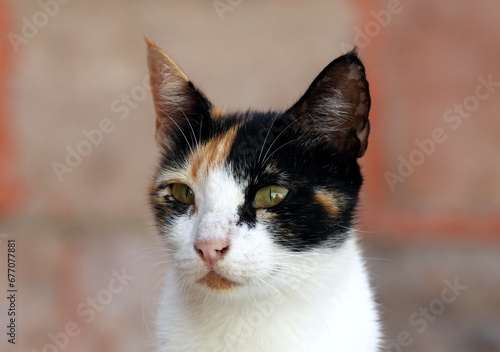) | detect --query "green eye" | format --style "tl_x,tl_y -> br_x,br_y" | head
253,185 -> 289,209
171,184 -> 195,204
